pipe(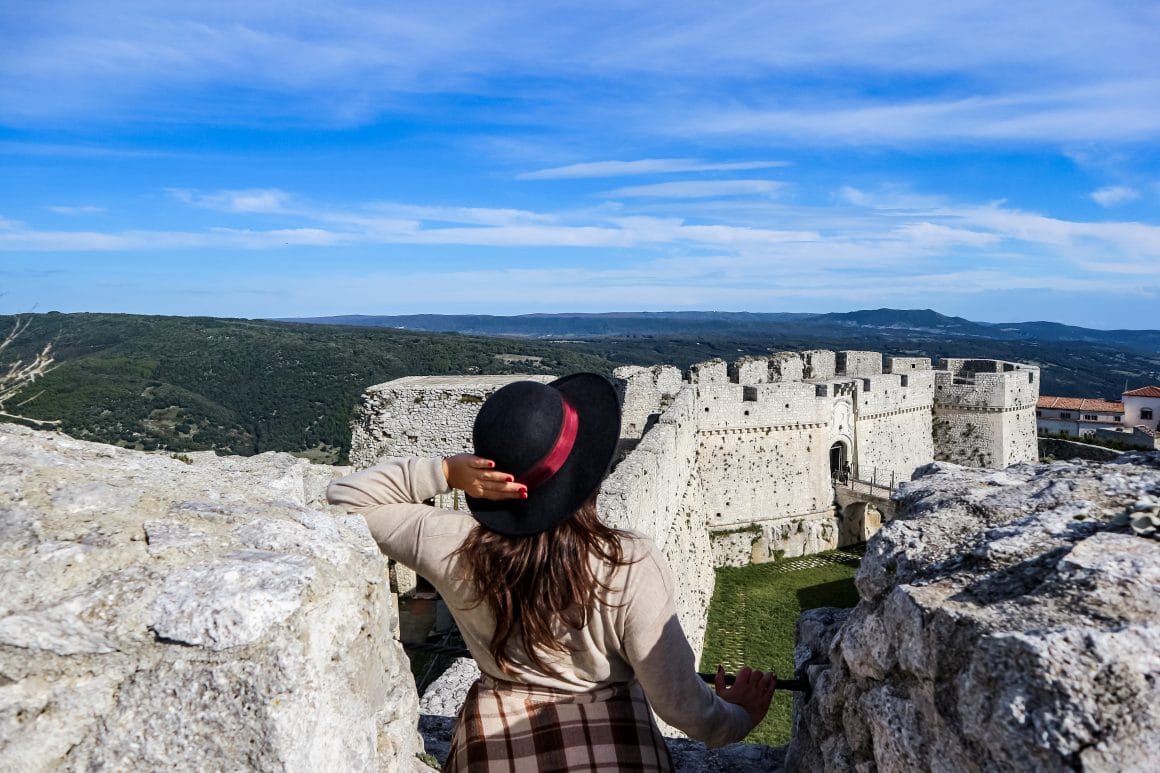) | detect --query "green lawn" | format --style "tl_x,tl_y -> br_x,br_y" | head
700,550 -> 862,746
